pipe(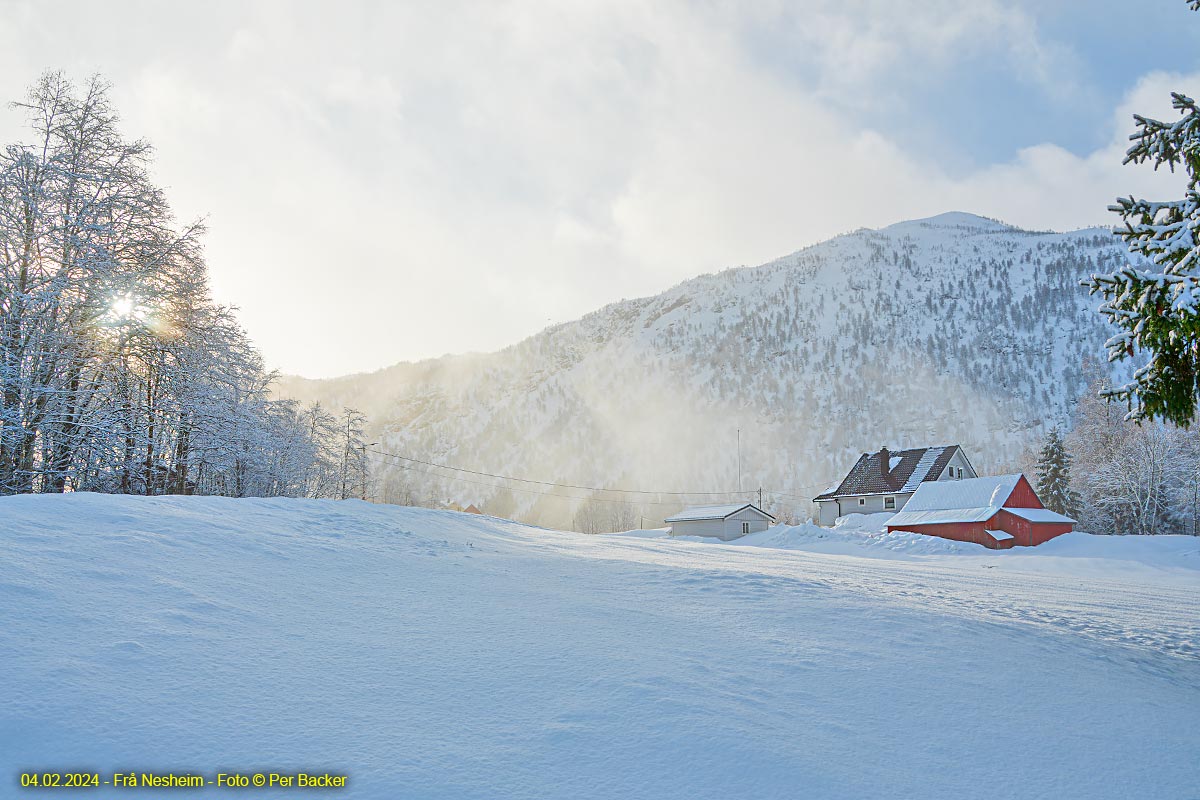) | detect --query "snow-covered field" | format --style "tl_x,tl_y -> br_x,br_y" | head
2,495 -> 1198,799
669,512 -> 1200,576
